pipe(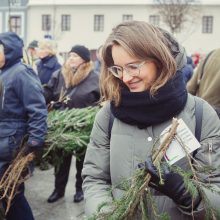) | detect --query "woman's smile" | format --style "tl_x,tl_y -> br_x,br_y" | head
111,45 -> 157,92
